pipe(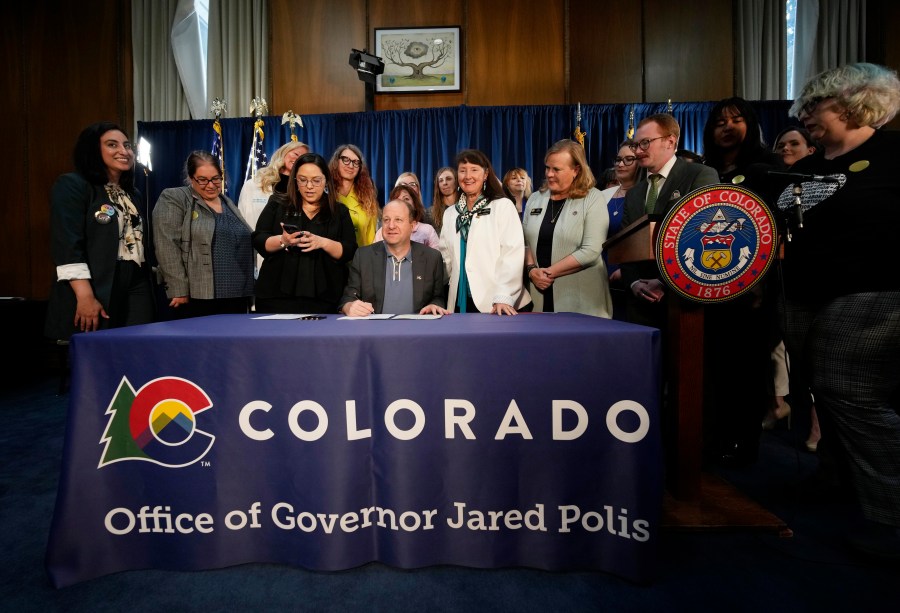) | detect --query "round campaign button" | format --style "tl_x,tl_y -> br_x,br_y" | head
655,184 -> 777,303
94,204 -> 116,224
